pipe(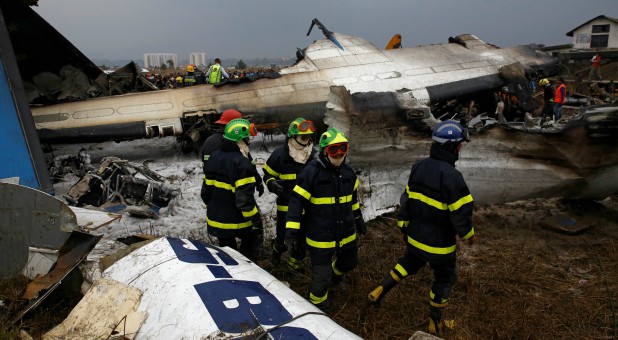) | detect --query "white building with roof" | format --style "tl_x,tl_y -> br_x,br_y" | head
567,15 -> 618,50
